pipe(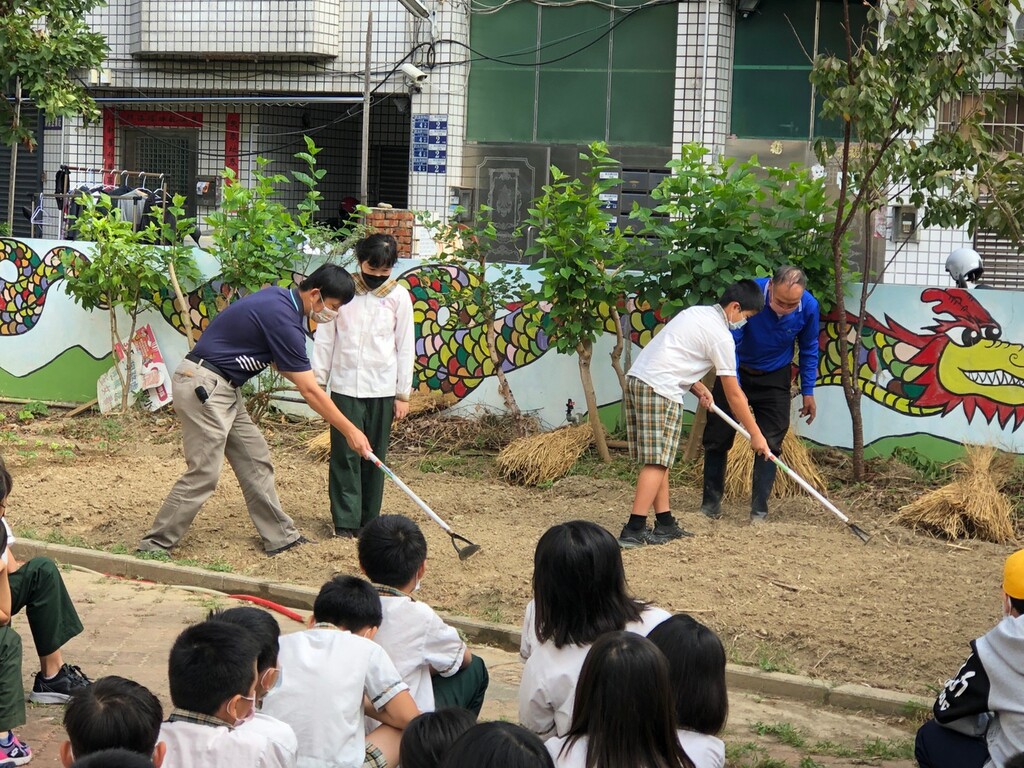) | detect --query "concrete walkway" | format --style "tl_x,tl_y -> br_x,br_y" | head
15,569 -> 917,768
